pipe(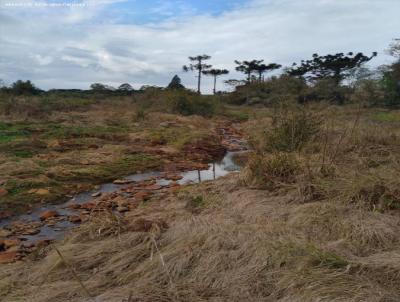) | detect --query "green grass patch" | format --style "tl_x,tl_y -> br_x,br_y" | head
63,153 -> 162,183
0,122 -> 32,142
44,123 -> 129,140
13,150 -> 34,158
149,127 -> 206,149
374,112 -> 400,122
